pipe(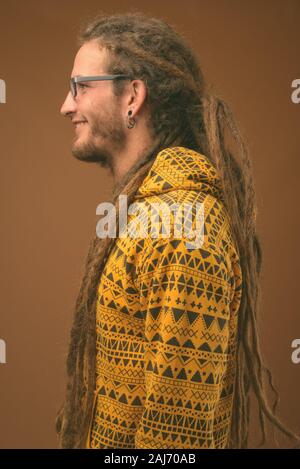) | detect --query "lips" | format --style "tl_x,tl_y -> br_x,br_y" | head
72,119 -> 87,124
73,121 -> 87,131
